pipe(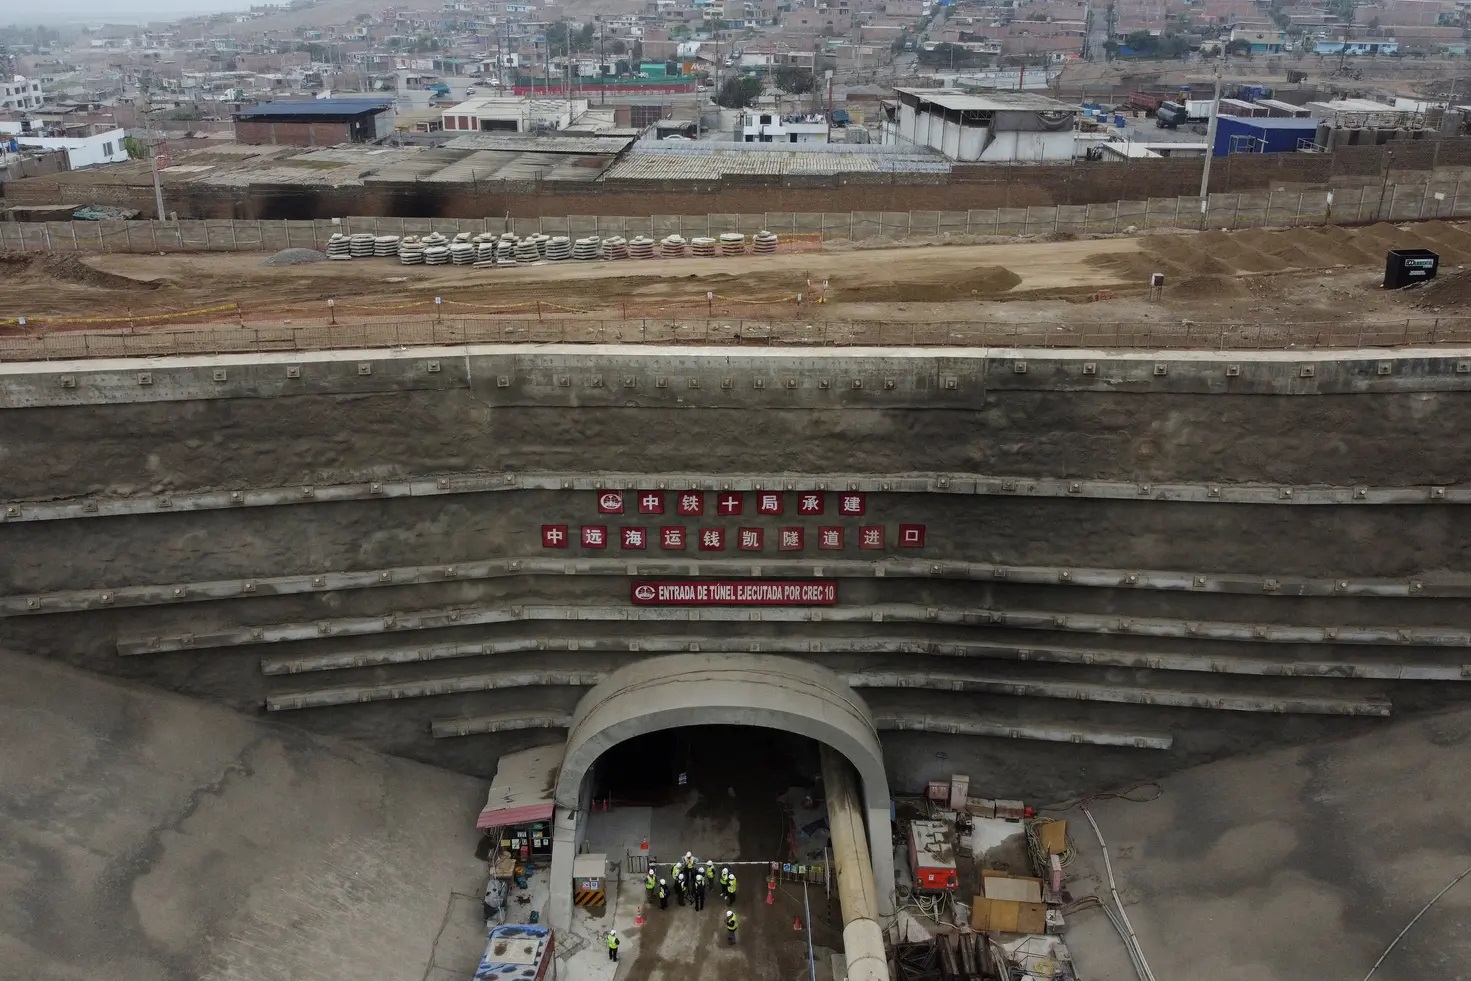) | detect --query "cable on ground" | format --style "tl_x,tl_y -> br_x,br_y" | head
1360,861 -> 1471,981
